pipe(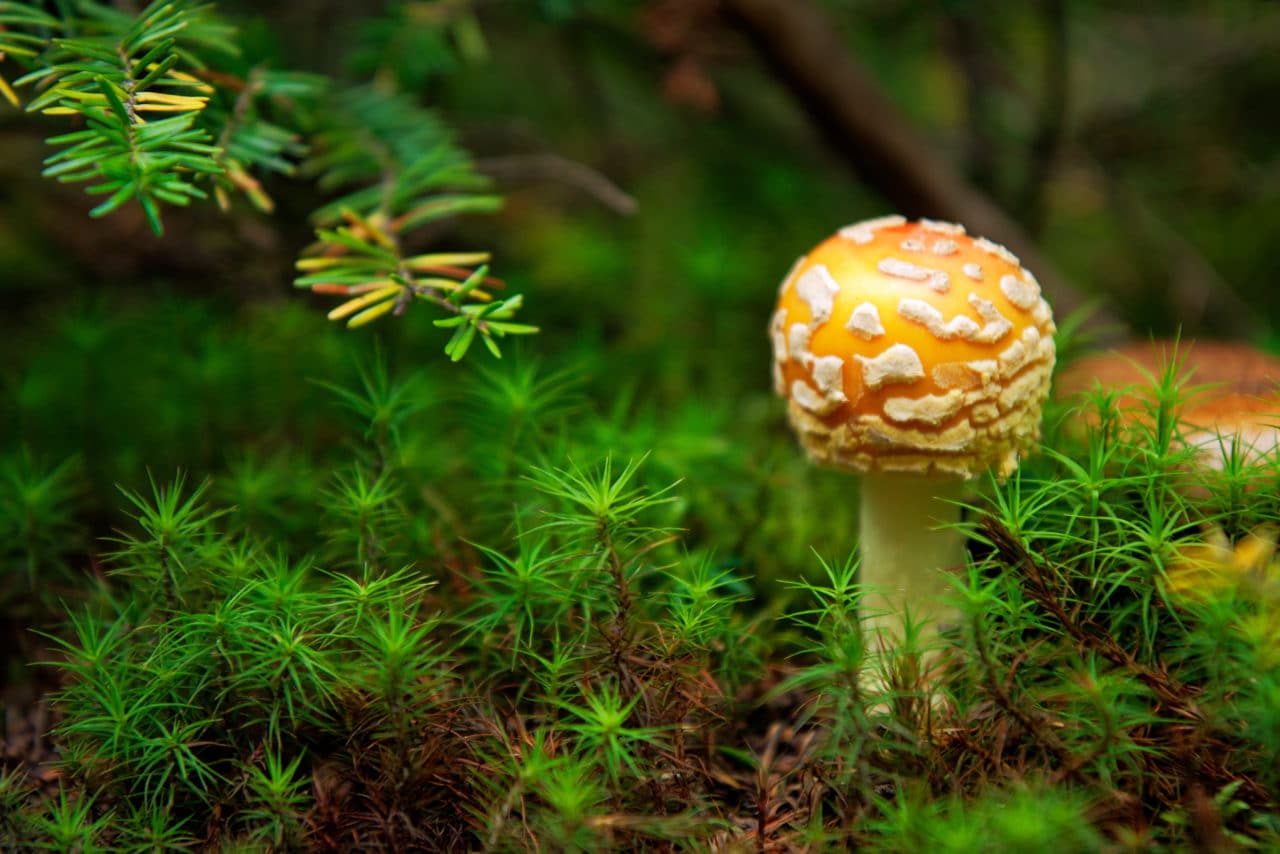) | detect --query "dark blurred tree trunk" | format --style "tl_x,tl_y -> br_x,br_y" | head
938,4 -> 1002,201
722,0 -> 1126,339
1017,0 -> 1070,237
